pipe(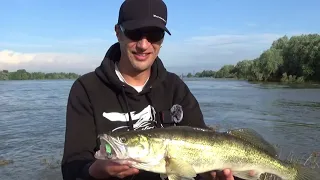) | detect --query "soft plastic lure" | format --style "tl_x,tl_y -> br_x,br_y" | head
105,143 -> 112,158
